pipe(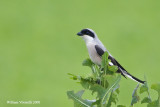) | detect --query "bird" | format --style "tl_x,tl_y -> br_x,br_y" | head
77,28 -> 145,84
